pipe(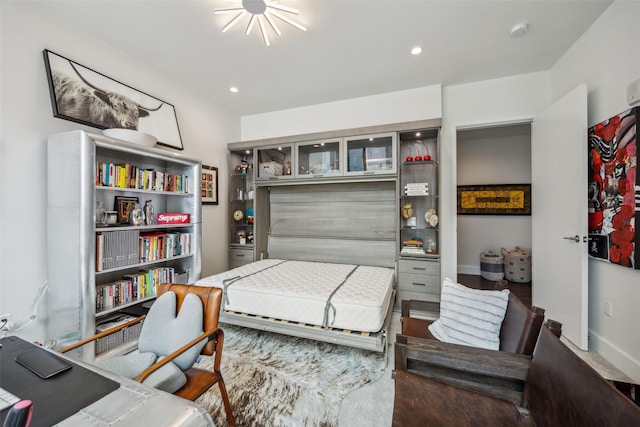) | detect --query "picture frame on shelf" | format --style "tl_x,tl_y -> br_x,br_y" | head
114,196 -> 139,224
201,165 -> 218,205
457,184 -> 531,215
43,49 -> 184,150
